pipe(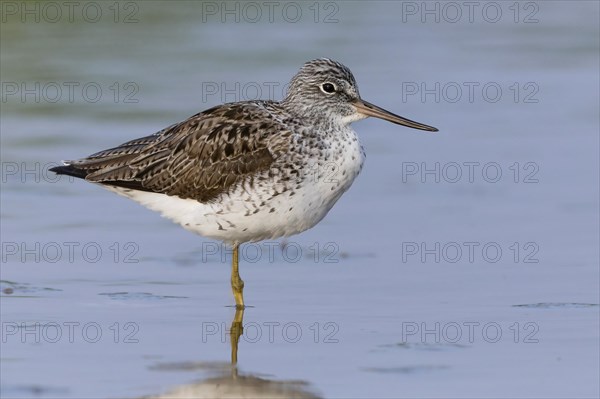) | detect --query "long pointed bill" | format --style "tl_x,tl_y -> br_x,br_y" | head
353,99 -> 438,132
